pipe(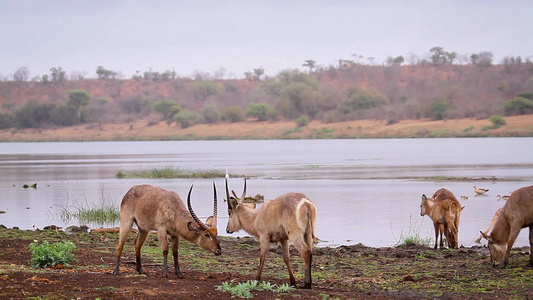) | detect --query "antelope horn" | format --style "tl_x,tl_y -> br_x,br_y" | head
241,176 -> 247,200
212,181 -> 217,228
225,170 -> 232,209
187,185 -> 208,231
